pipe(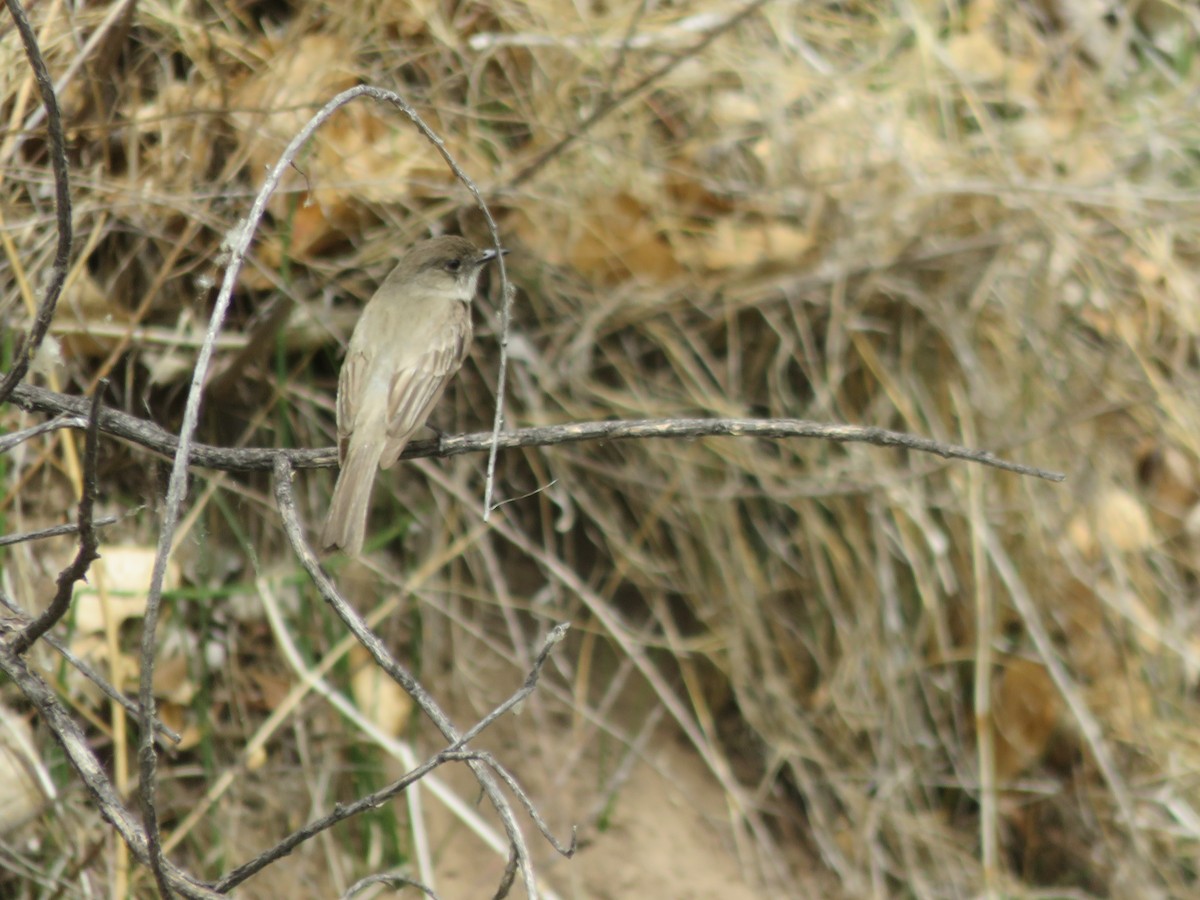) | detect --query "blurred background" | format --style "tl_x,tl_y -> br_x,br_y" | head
3,0 -> 1200,896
